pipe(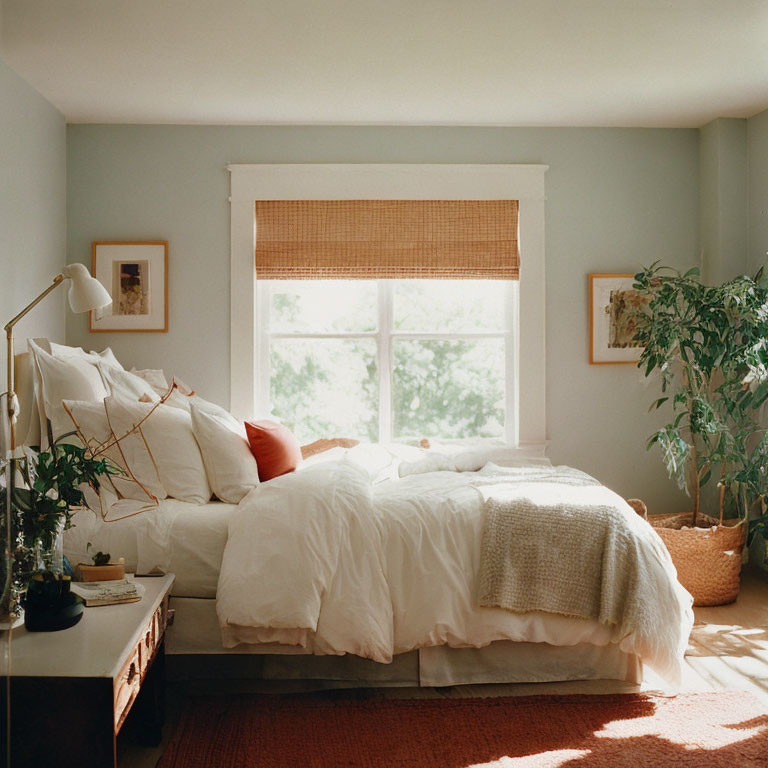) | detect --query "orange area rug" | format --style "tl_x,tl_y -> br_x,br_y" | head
158,691 -> 768,767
